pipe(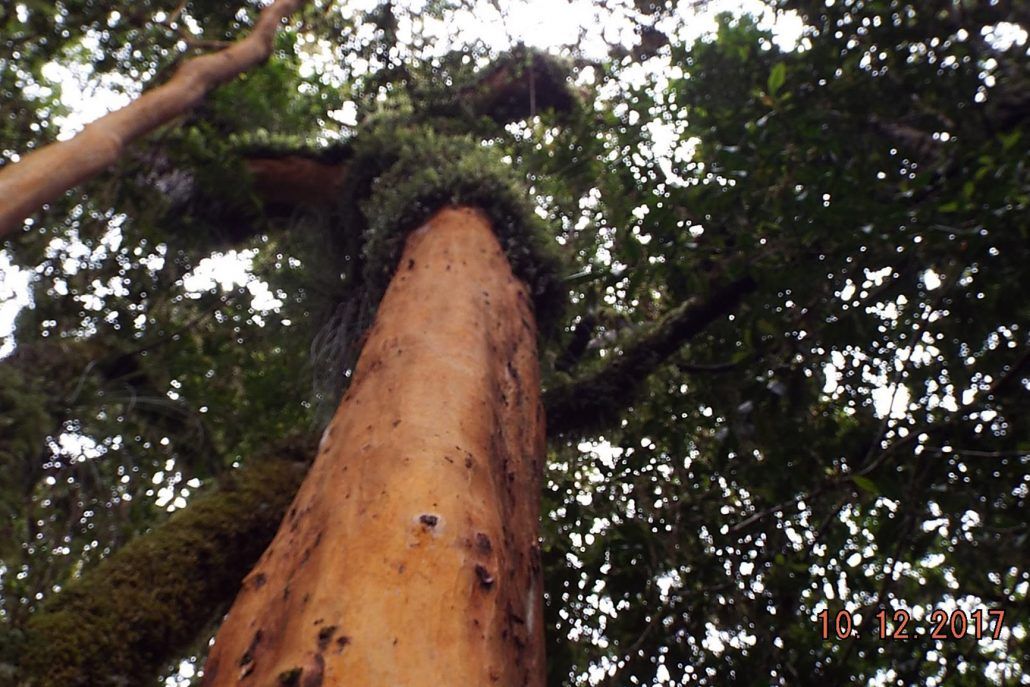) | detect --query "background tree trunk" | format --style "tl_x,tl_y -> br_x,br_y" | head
202,206 -> 547,686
